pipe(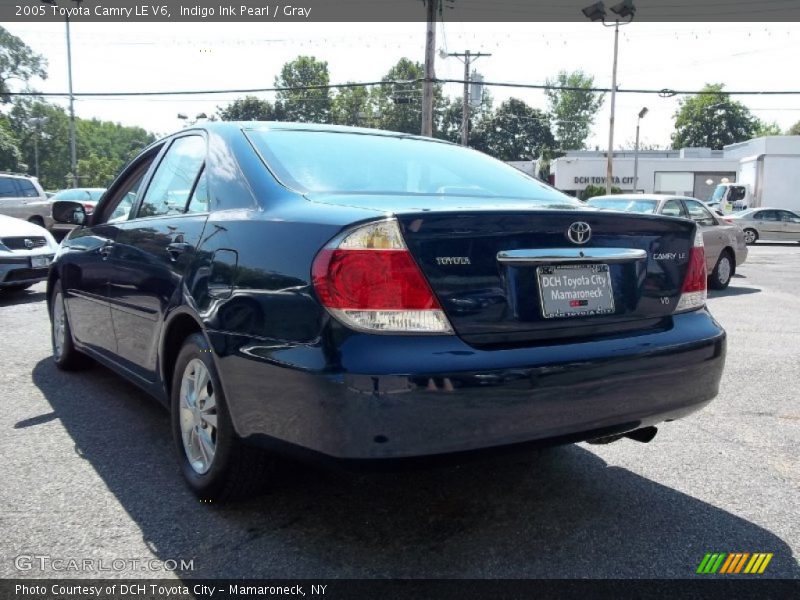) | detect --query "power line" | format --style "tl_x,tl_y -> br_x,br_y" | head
7,78 -> 800,98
